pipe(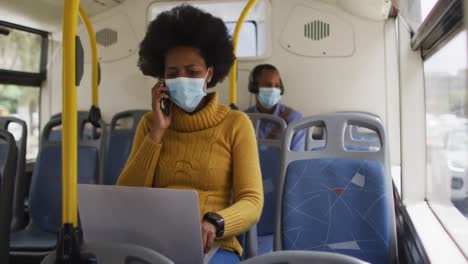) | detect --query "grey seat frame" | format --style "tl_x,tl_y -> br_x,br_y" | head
247,113 -> 287,144
241,250 -> 369,264
246,113 -> 287,256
